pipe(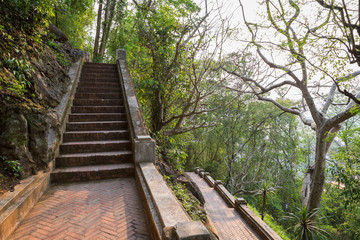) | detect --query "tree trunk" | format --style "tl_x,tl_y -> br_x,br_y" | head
99,0 -> 116,57
304,131 -> 327,212
98,0 -> 115,59
150,88 -> 163,133
301,124 -> 341,216
261,190 -> 267,220
93,0 -> 103,61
